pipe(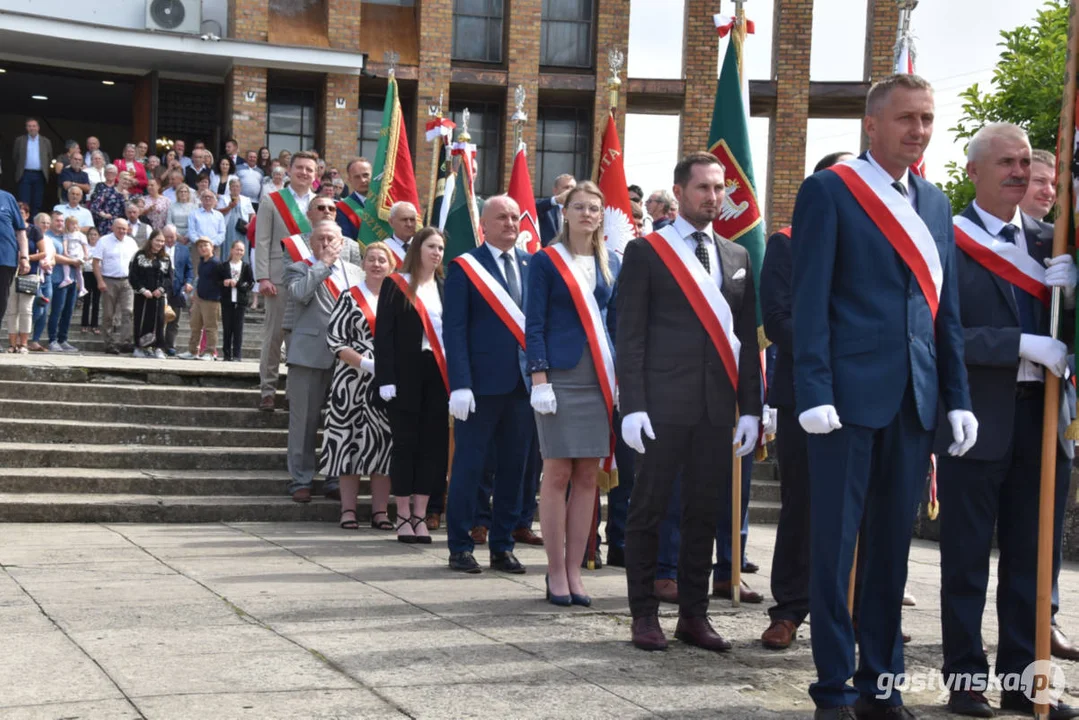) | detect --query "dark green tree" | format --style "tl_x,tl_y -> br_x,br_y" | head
939,0 -> 1068,210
